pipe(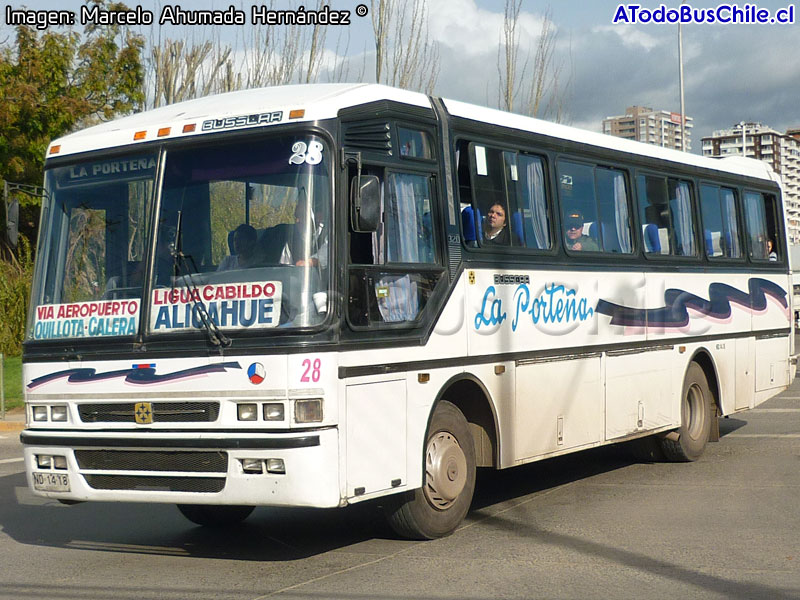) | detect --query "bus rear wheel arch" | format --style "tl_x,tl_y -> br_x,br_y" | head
384,400 -> 476,540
